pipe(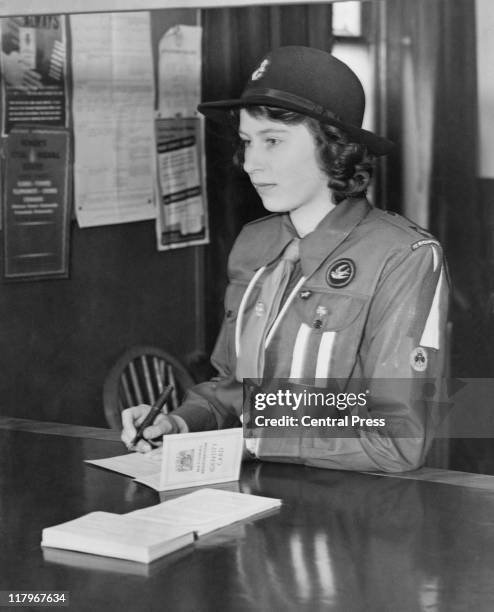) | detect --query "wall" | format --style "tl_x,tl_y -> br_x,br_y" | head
477,0 -> 494,286
0,220 -> 204,427
0,8 -> 204,428
445,0 -> 494,474
477,0 -> 494,178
